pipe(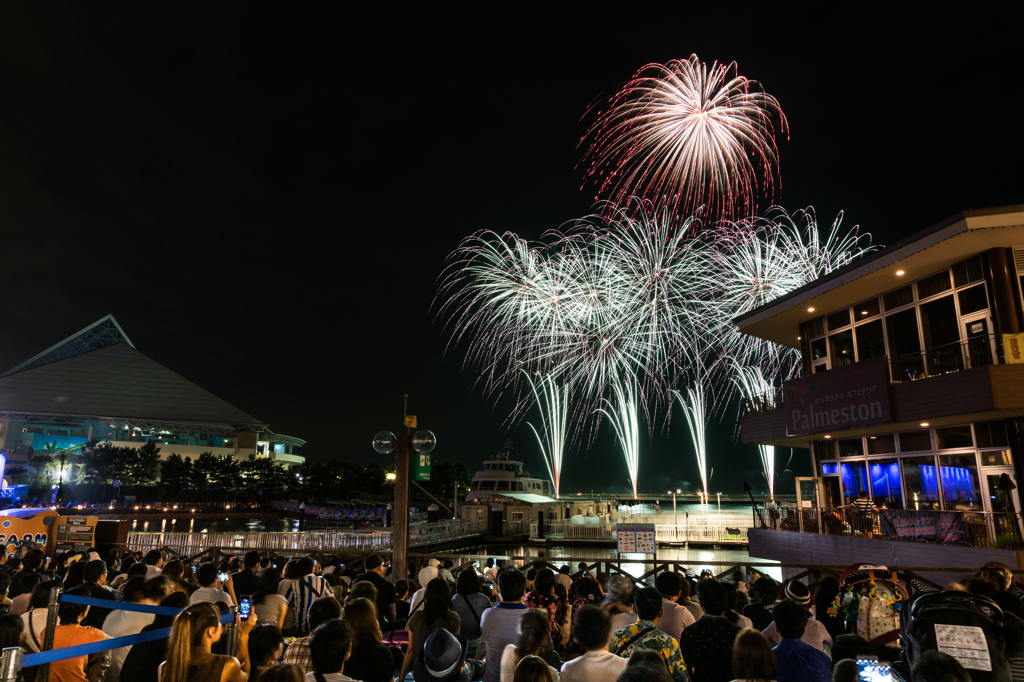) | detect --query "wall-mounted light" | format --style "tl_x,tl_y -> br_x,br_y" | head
807,307 -> 815,313
920,422 -> 929,427
896,270 -> 905,276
